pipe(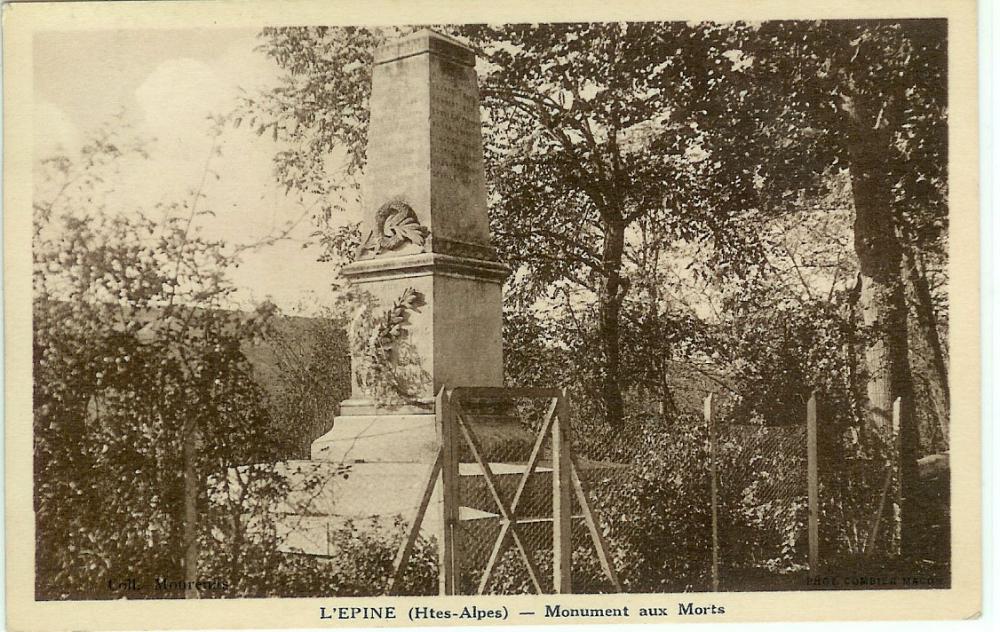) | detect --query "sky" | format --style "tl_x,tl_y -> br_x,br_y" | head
34,28 -> 355,314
